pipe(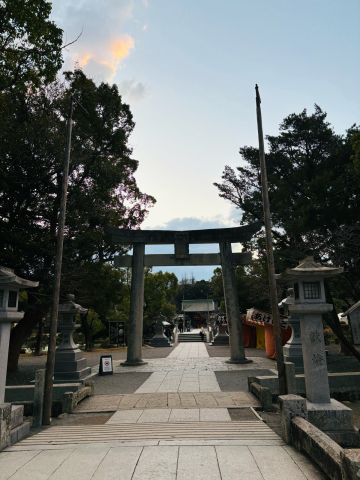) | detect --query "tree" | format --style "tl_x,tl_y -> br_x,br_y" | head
214,105 -> 360,357
143,269 -> 178,336
0,0 -> 64,91
1,70 -> 155,370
